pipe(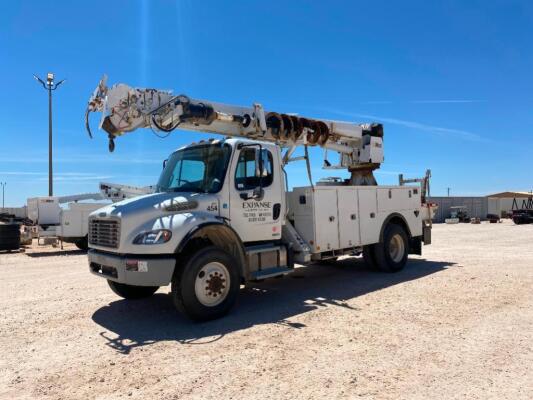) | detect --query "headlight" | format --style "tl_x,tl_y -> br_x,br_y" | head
133,229 -> 172,245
